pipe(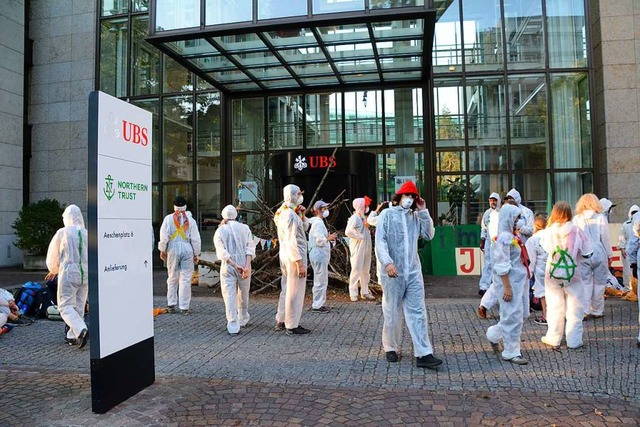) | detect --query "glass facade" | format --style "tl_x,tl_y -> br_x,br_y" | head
99,0 -> 593,233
